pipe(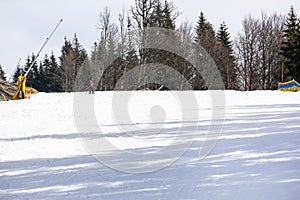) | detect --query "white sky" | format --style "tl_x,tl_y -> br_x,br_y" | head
0,0 -> 299,79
